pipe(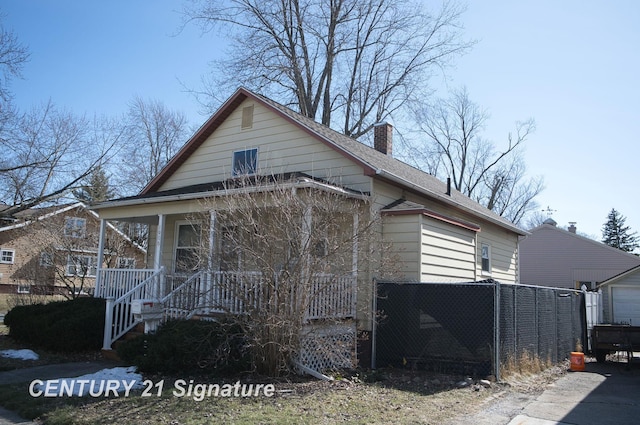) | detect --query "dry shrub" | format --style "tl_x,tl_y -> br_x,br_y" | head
501,349 -> 553,378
